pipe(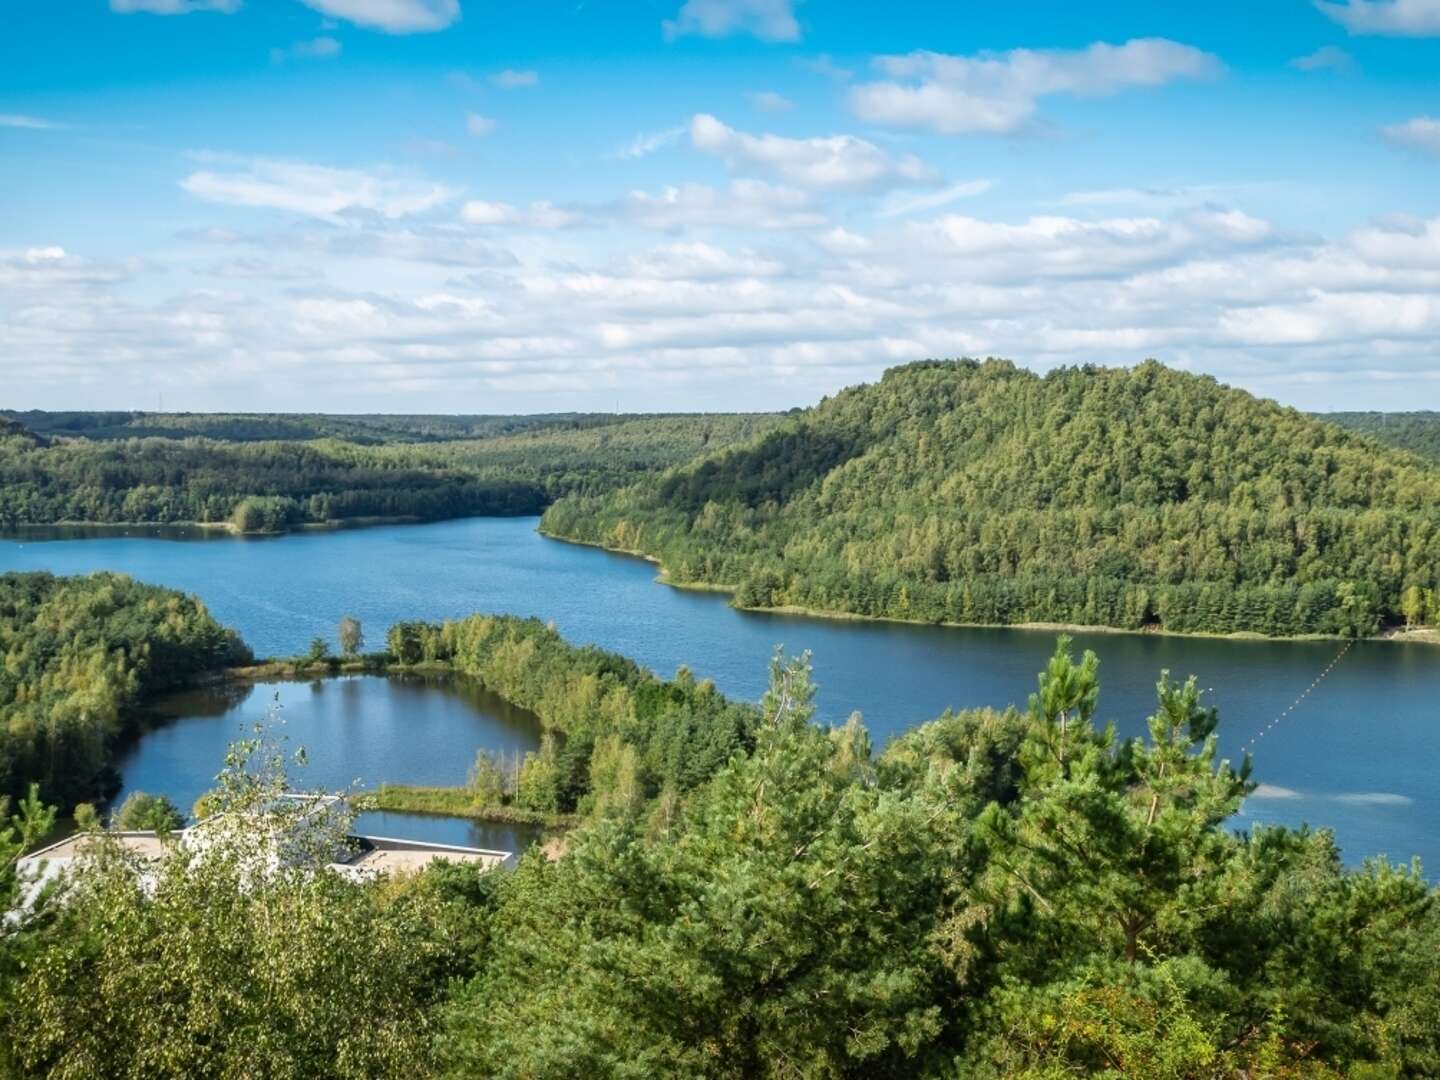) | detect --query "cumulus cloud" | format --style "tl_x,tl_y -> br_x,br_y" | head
490,68 -> 539,89
690,113 -> 937,191
180,158 -> 457,219
1289,45 -> 1355,70
1382,116 -> 1440,156
297,0 -> 459,34
1315,0 -> 1440,35
12,181 -> 1440,409
270,37 -> 342,64
460,200 -> 583,228
109,0 -> 240,12
663,0 -> 800,42
850,38 -> 1222,135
